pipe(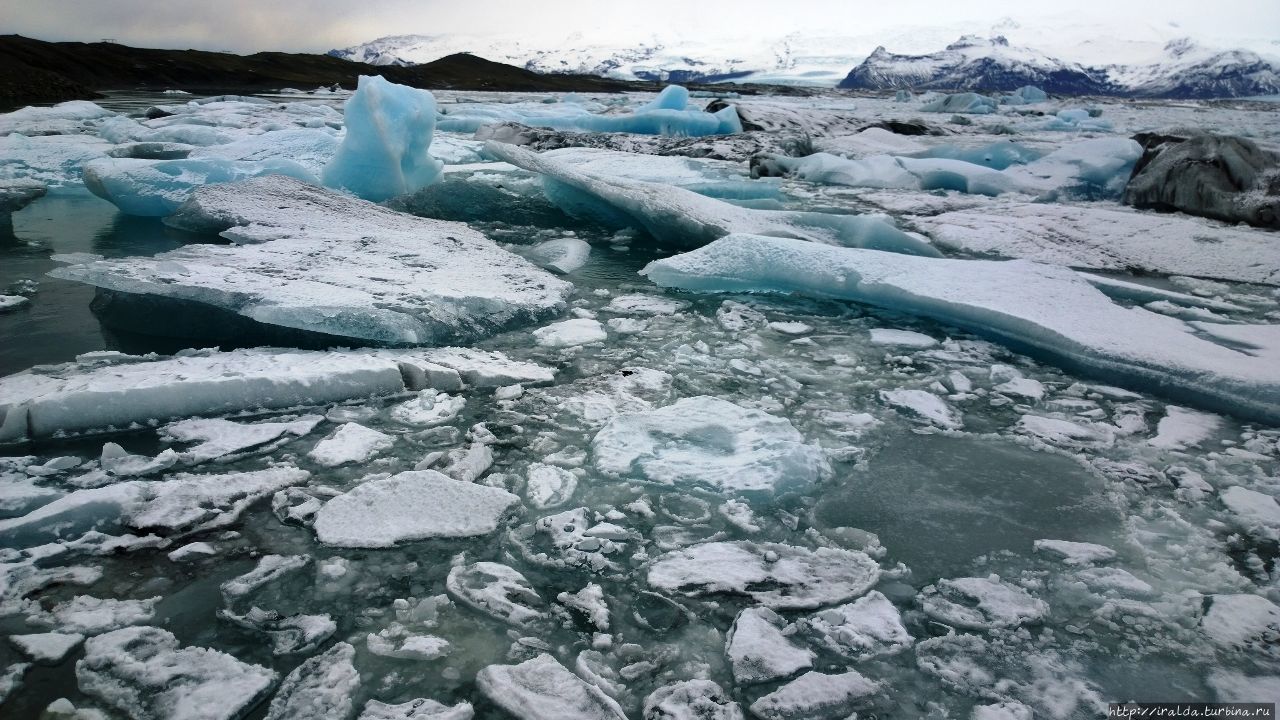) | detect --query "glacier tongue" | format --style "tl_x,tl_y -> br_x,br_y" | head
642,234 -> 1280,423
51,175 -> 571,346
484,141 -> 938,255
